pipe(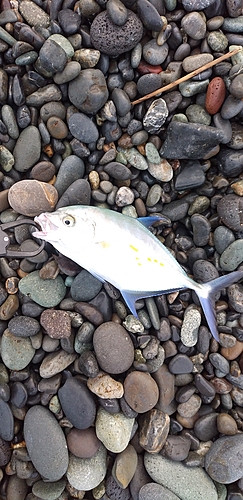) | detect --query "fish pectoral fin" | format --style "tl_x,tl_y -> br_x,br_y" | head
138,215 -> 171,228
